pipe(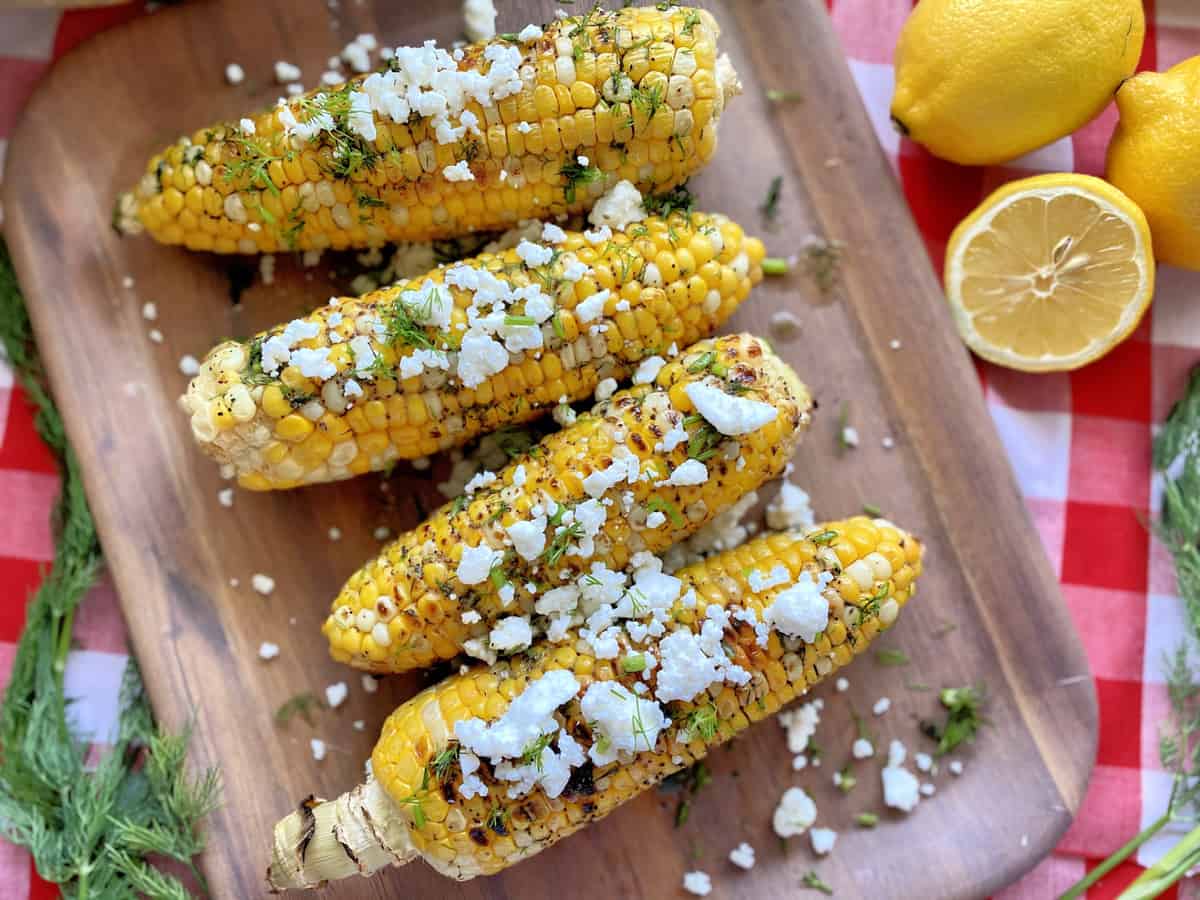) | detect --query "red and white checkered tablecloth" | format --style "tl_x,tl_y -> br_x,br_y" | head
0,2 -> 1196,897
